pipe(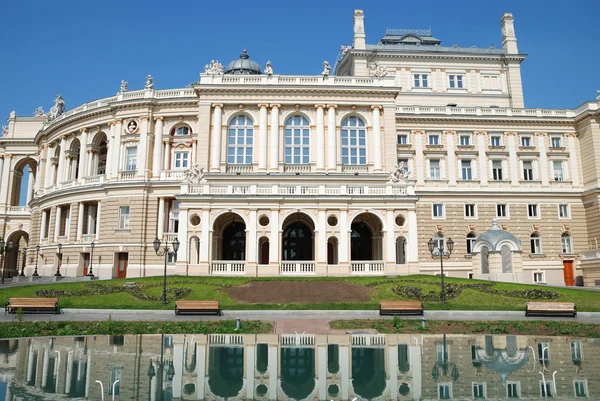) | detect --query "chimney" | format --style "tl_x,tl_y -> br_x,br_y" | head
500,13 -> 518,54
353,9 -> 366,50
